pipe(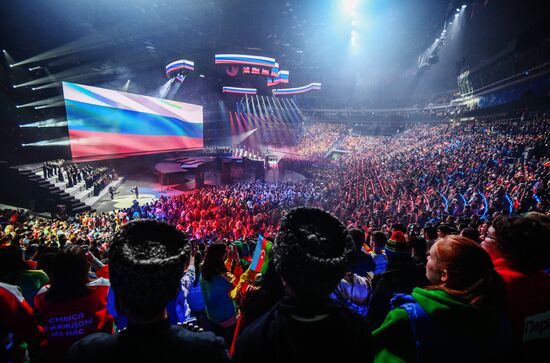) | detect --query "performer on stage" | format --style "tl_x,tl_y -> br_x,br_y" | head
131,185 -> 139,199
109,186 -> 117,200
